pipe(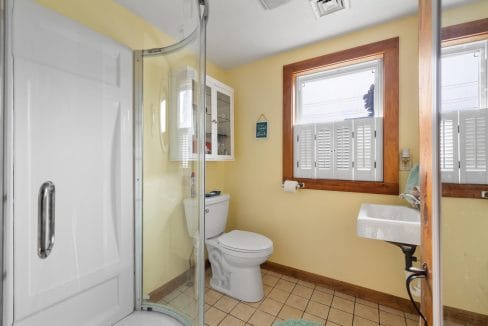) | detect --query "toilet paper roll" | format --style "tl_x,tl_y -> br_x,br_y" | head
283,180 -> 299,193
